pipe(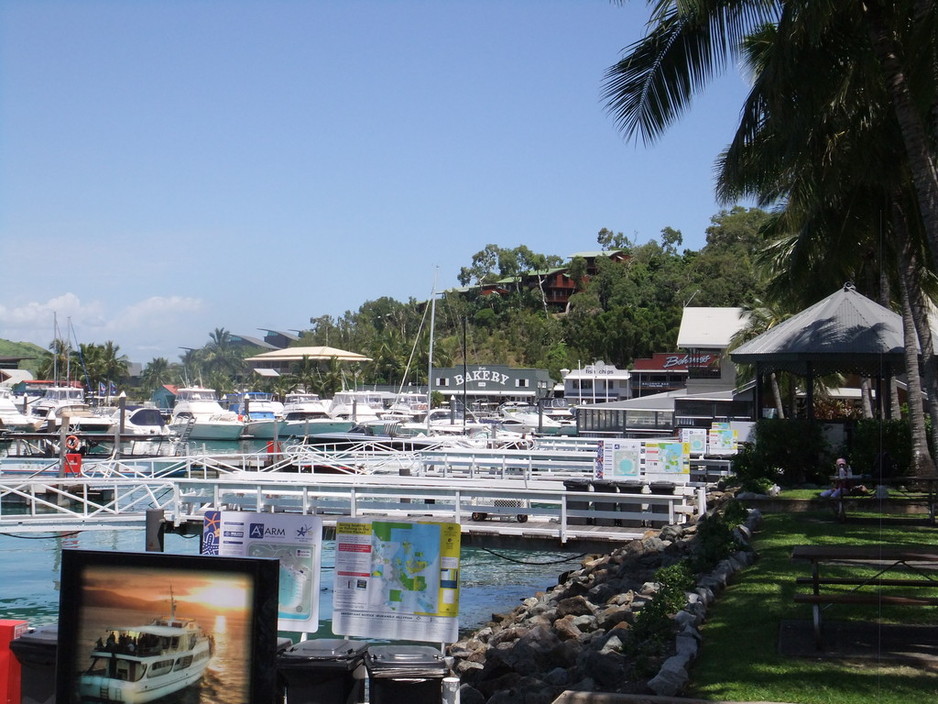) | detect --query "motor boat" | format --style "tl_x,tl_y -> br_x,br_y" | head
496,402 -> 567,435
328,391 -> 391,423
78,590 -> 214,703
0,387 -> 40,431
243,392 -> 354,439
168,387 -> 244,441
24,385 -> 113,434
108,405 -> 171,437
